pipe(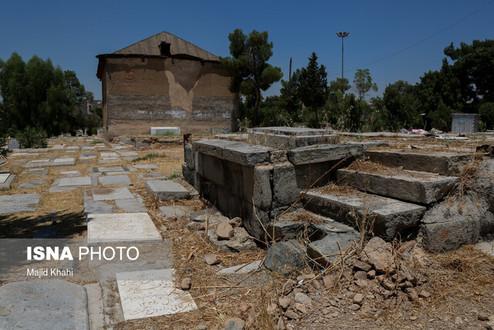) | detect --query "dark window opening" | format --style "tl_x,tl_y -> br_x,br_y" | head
159,42 -> 171,56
